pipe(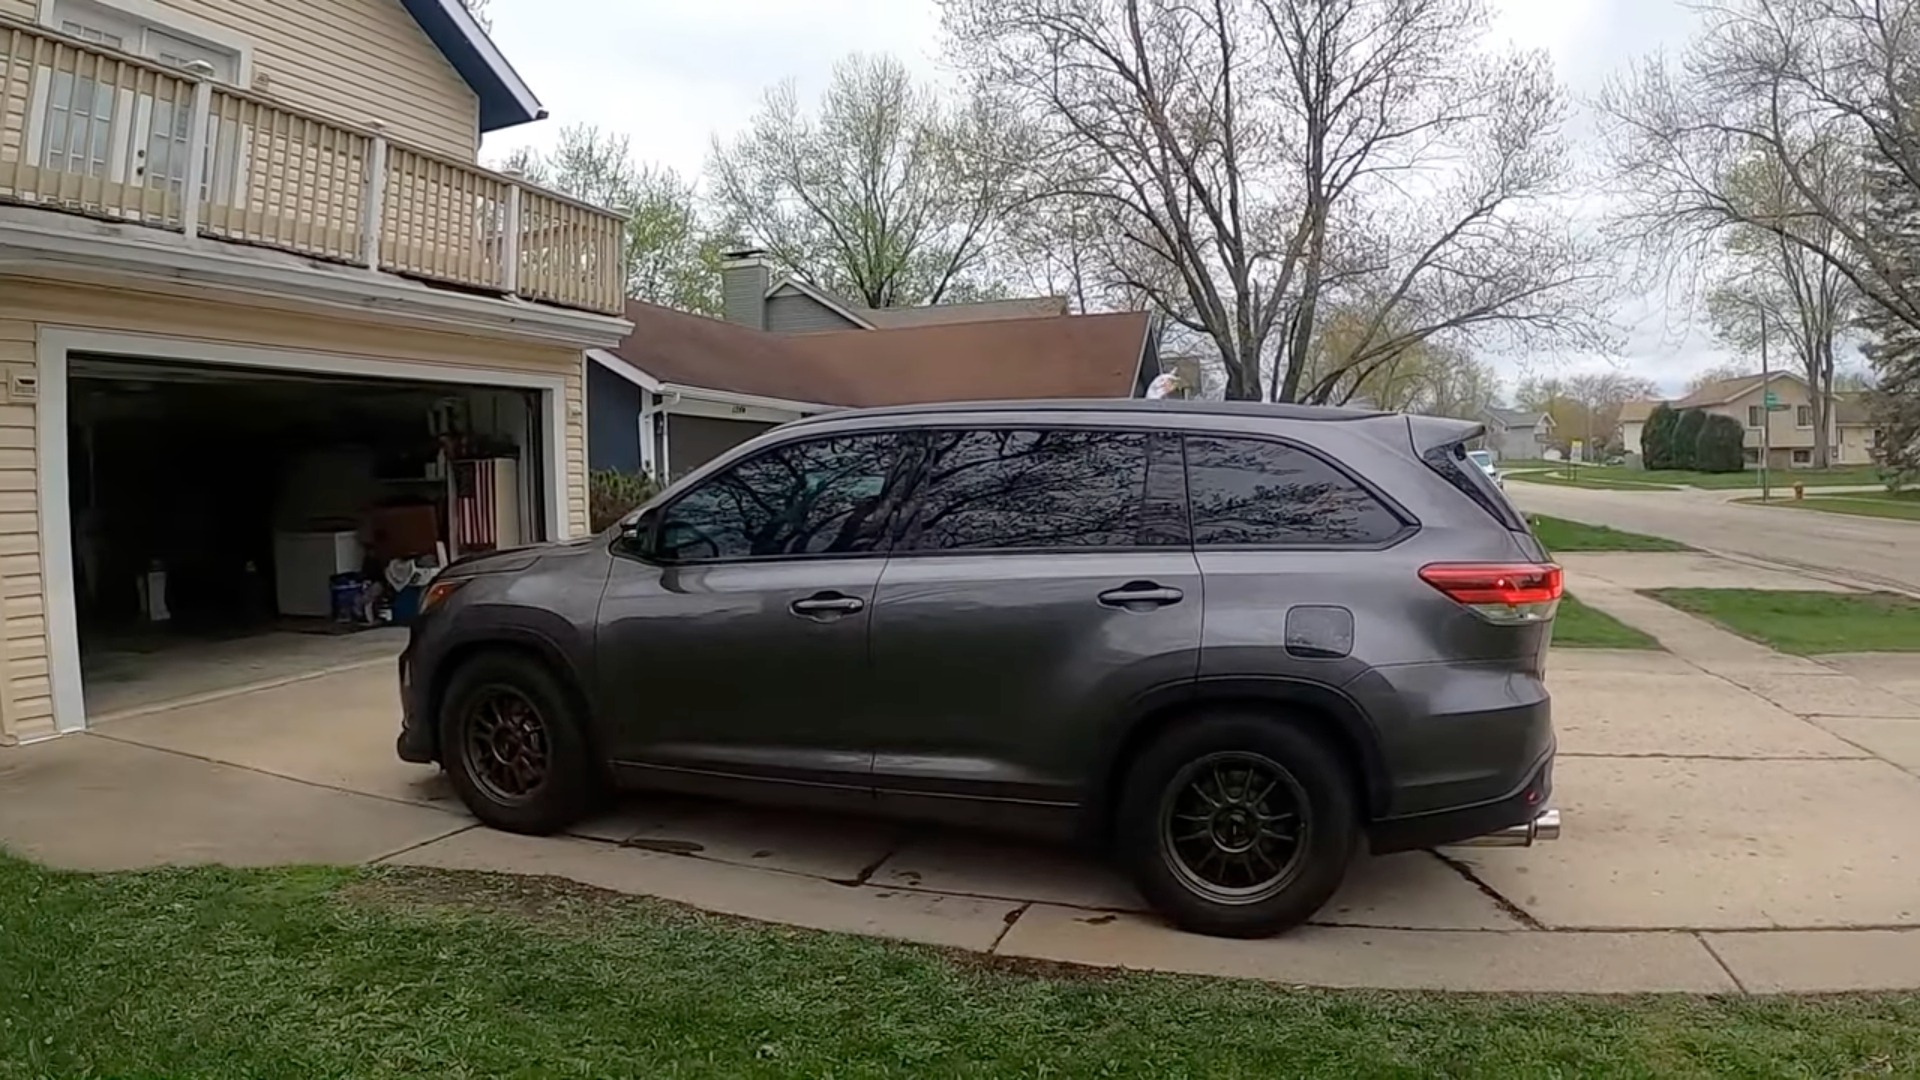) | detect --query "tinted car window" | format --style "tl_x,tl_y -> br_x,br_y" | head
1185,435 -> 1404,546
898,428 -> 1177,551
656,433 -> 903,561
